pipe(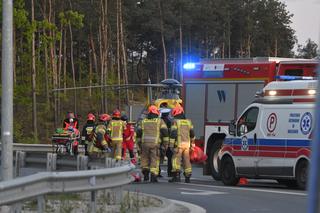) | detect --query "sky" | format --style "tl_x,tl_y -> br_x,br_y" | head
281,0 -> 320,49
